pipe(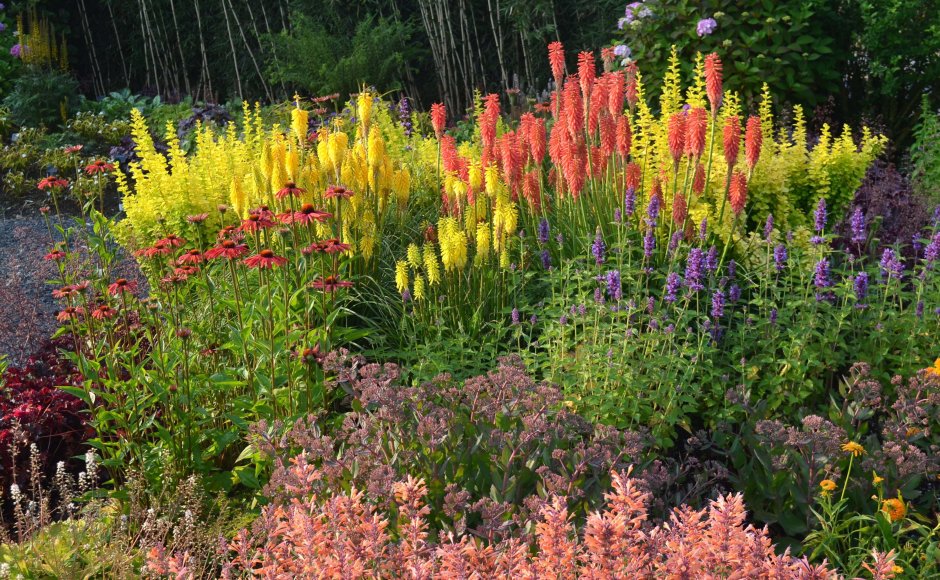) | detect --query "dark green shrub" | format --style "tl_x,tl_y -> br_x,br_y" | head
2,68 -> 79,129
614,0 -> 842,108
